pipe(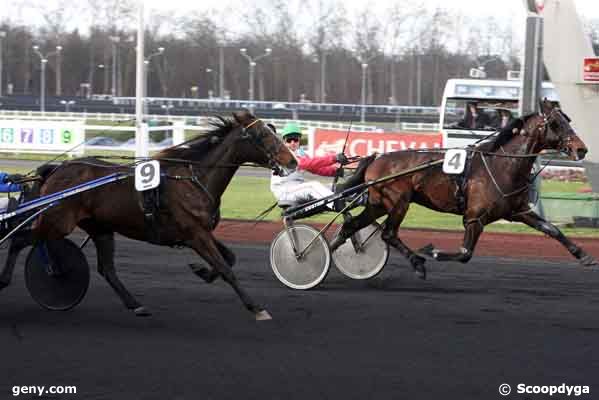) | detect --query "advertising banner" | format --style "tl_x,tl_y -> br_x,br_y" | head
0,120 -> 85,153
583,58 -> 599,82
308,128 -> 442,157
